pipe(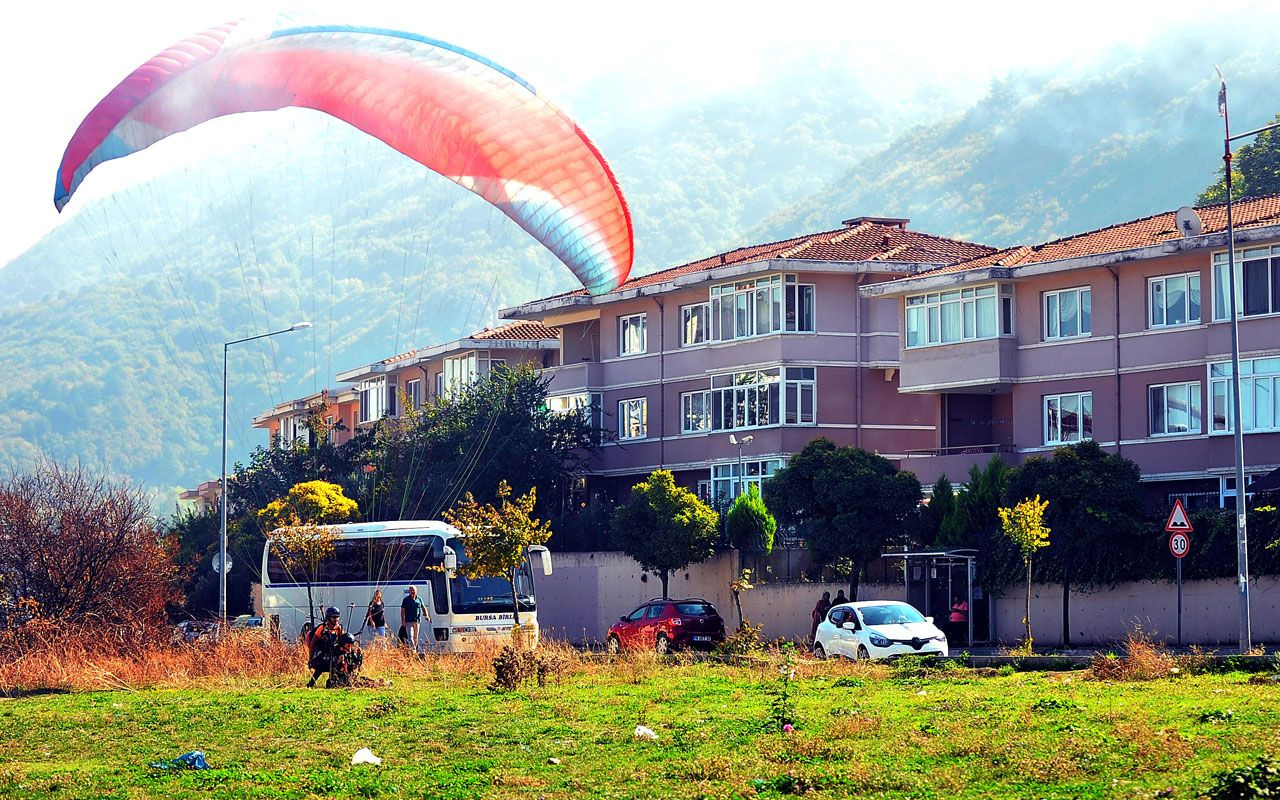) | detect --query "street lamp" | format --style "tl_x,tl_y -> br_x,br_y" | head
220,321 -> 312,623
1215,70 -> 1280,652
728,433 -> 754,498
